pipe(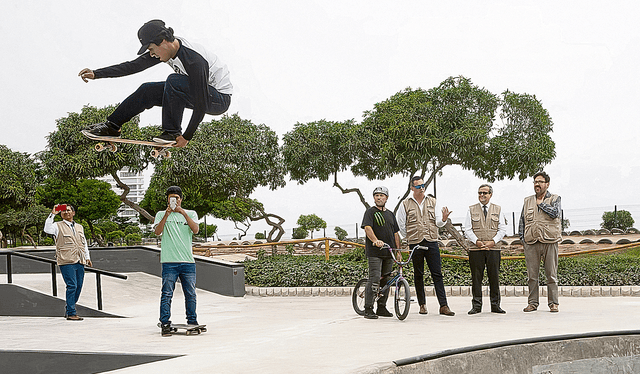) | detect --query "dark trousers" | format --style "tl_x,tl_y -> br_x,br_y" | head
365,257 -> 394,309
108,74 -> 231,133
410,240 -> 448,307
469,250 -> 501,309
